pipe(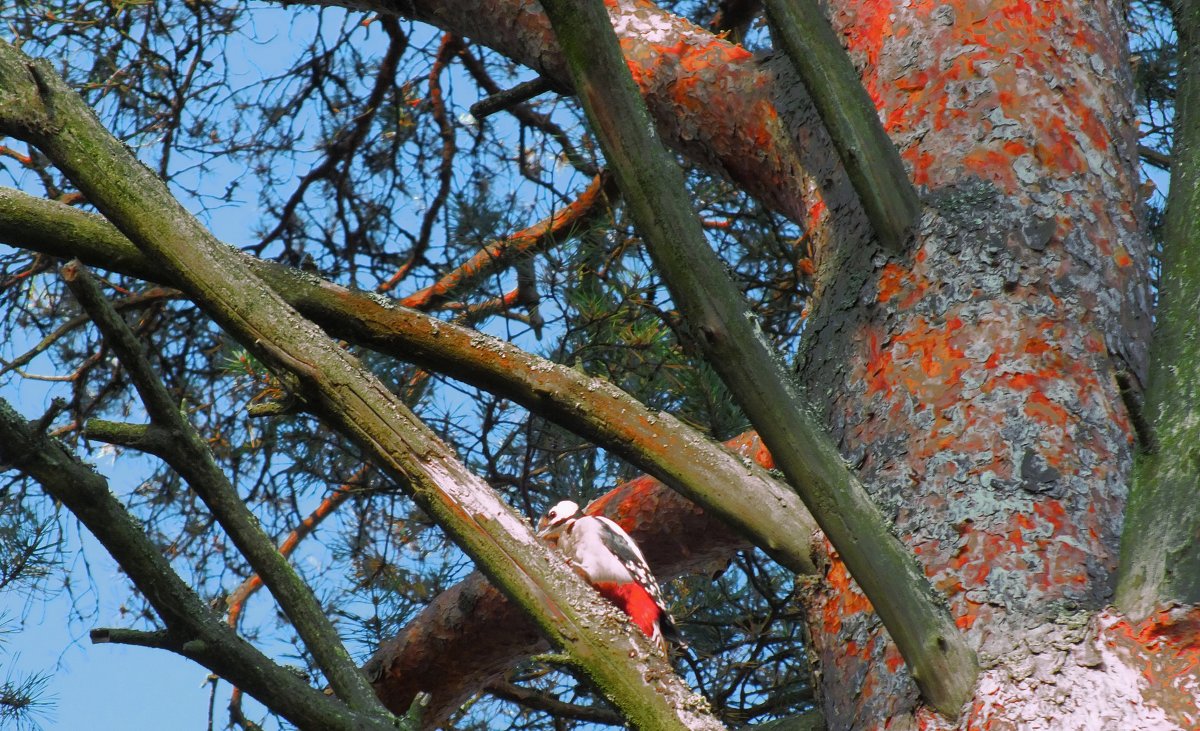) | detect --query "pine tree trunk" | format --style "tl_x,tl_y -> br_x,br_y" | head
792,1 -> 1183,727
